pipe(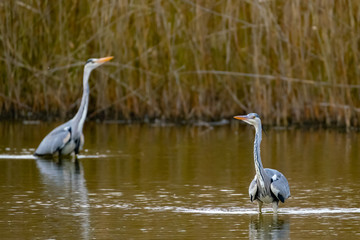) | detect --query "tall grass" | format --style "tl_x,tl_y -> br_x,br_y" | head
1,0 -> 360,127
